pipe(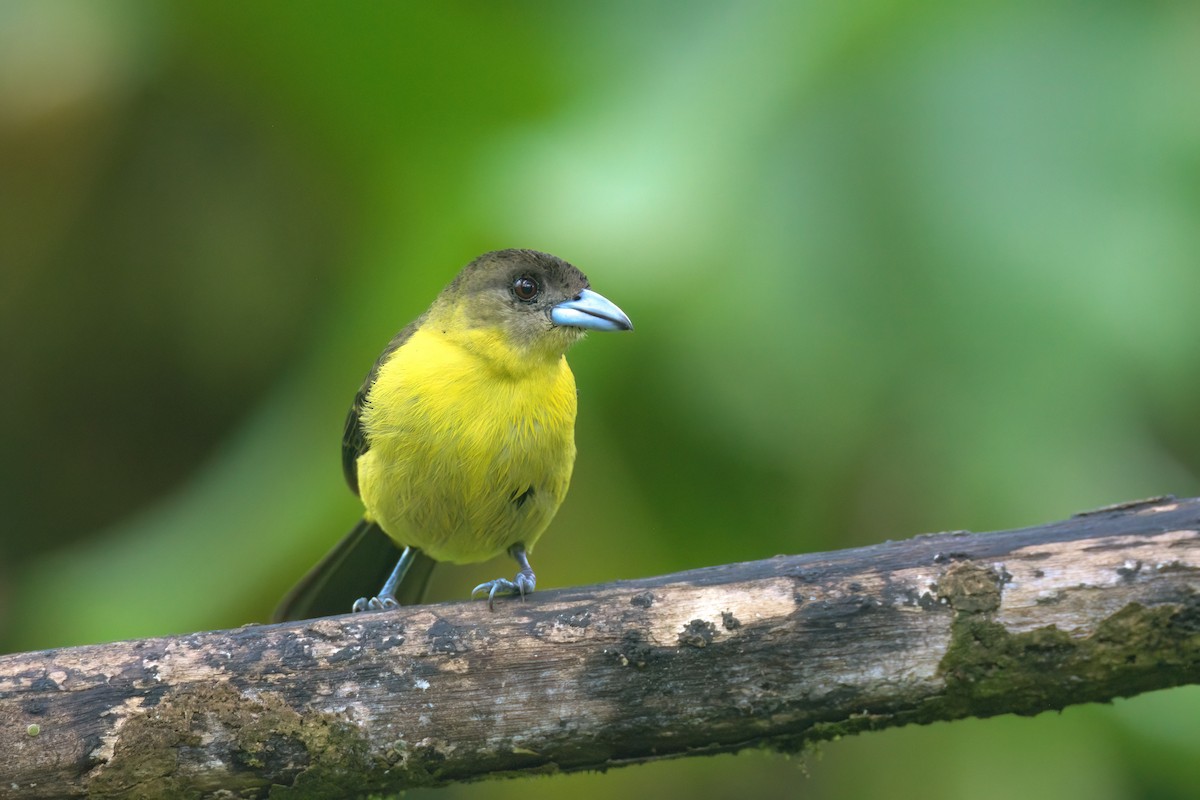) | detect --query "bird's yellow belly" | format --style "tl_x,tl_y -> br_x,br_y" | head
356,329 -> 578,564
